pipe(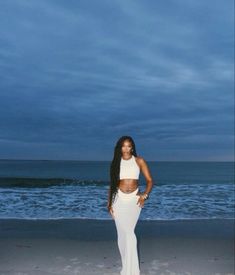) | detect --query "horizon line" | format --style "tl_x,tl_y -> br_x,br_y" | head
0,158 -> 234,162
